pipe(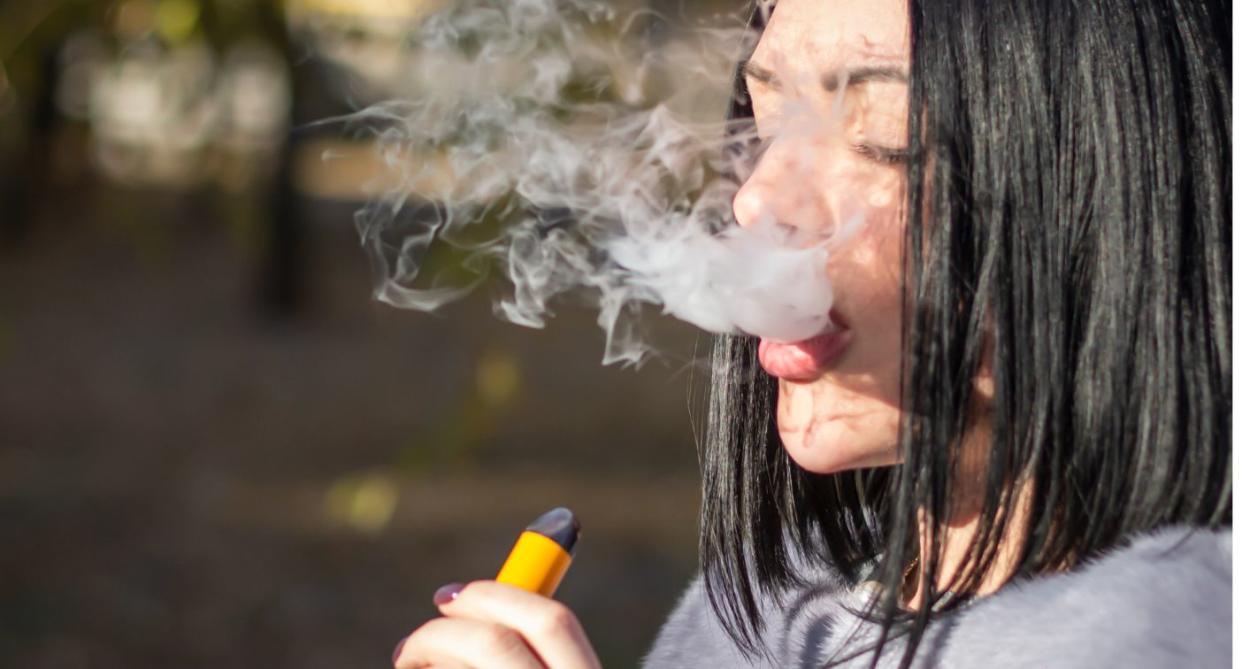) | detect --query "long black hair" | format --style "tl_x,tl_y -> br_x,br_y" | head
699,0 -> 1231,667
